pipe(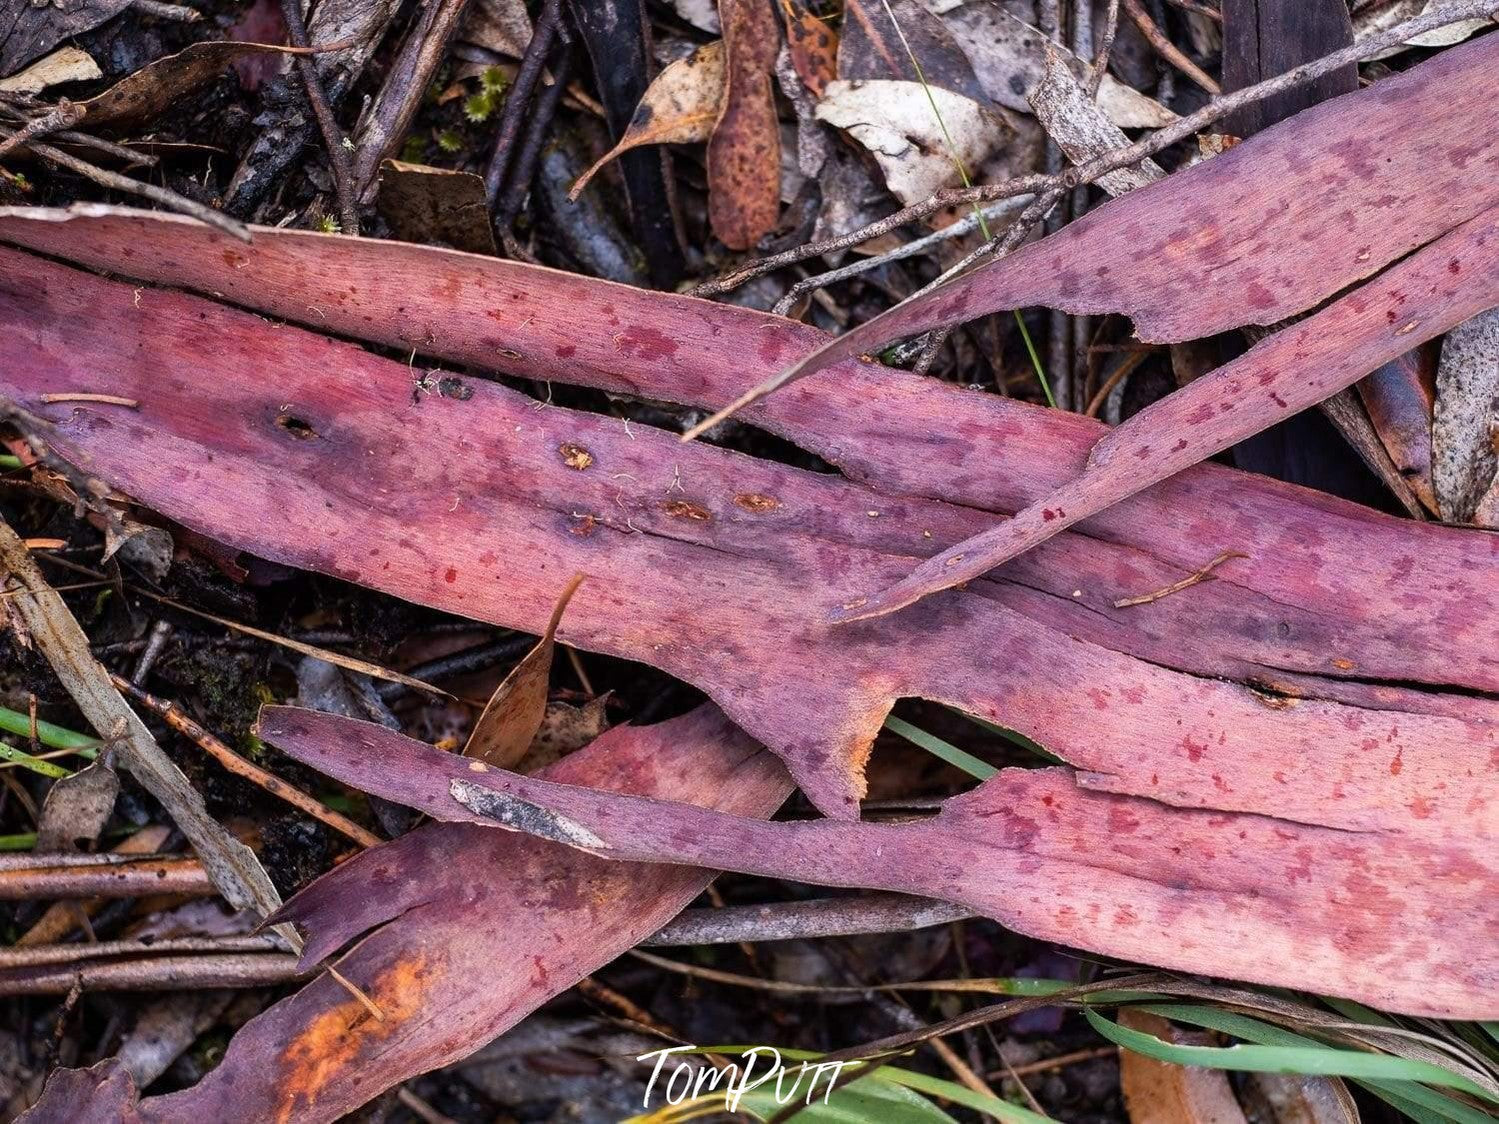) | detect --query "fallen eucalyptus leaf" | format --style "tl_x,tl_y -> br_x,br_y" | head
816,78 -> 1012,205
777,0 -> 837,100
463,573 -> 584,769
463,0 -> 533,58
709,0 -> 781,248
377,160 -> 496,256
839,0 -> 988,103
570,41 -> 725,200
